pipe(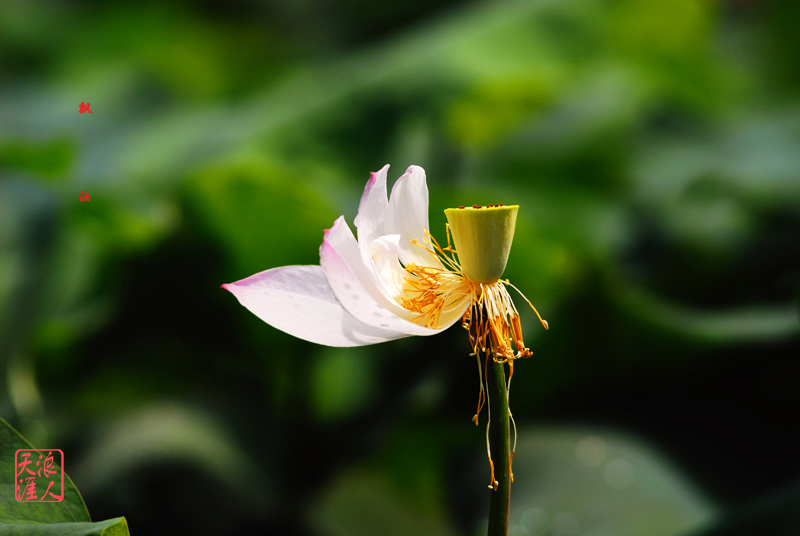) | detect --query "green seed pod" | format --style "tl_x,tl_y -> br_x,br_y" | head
444,205 -> 518,283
